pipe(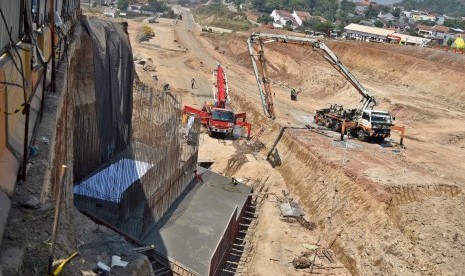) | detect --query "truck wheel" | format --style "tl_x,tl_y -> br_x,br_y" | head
332,122 -> 341,132
325,119 -> 332,128
357,130 -> 366,141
